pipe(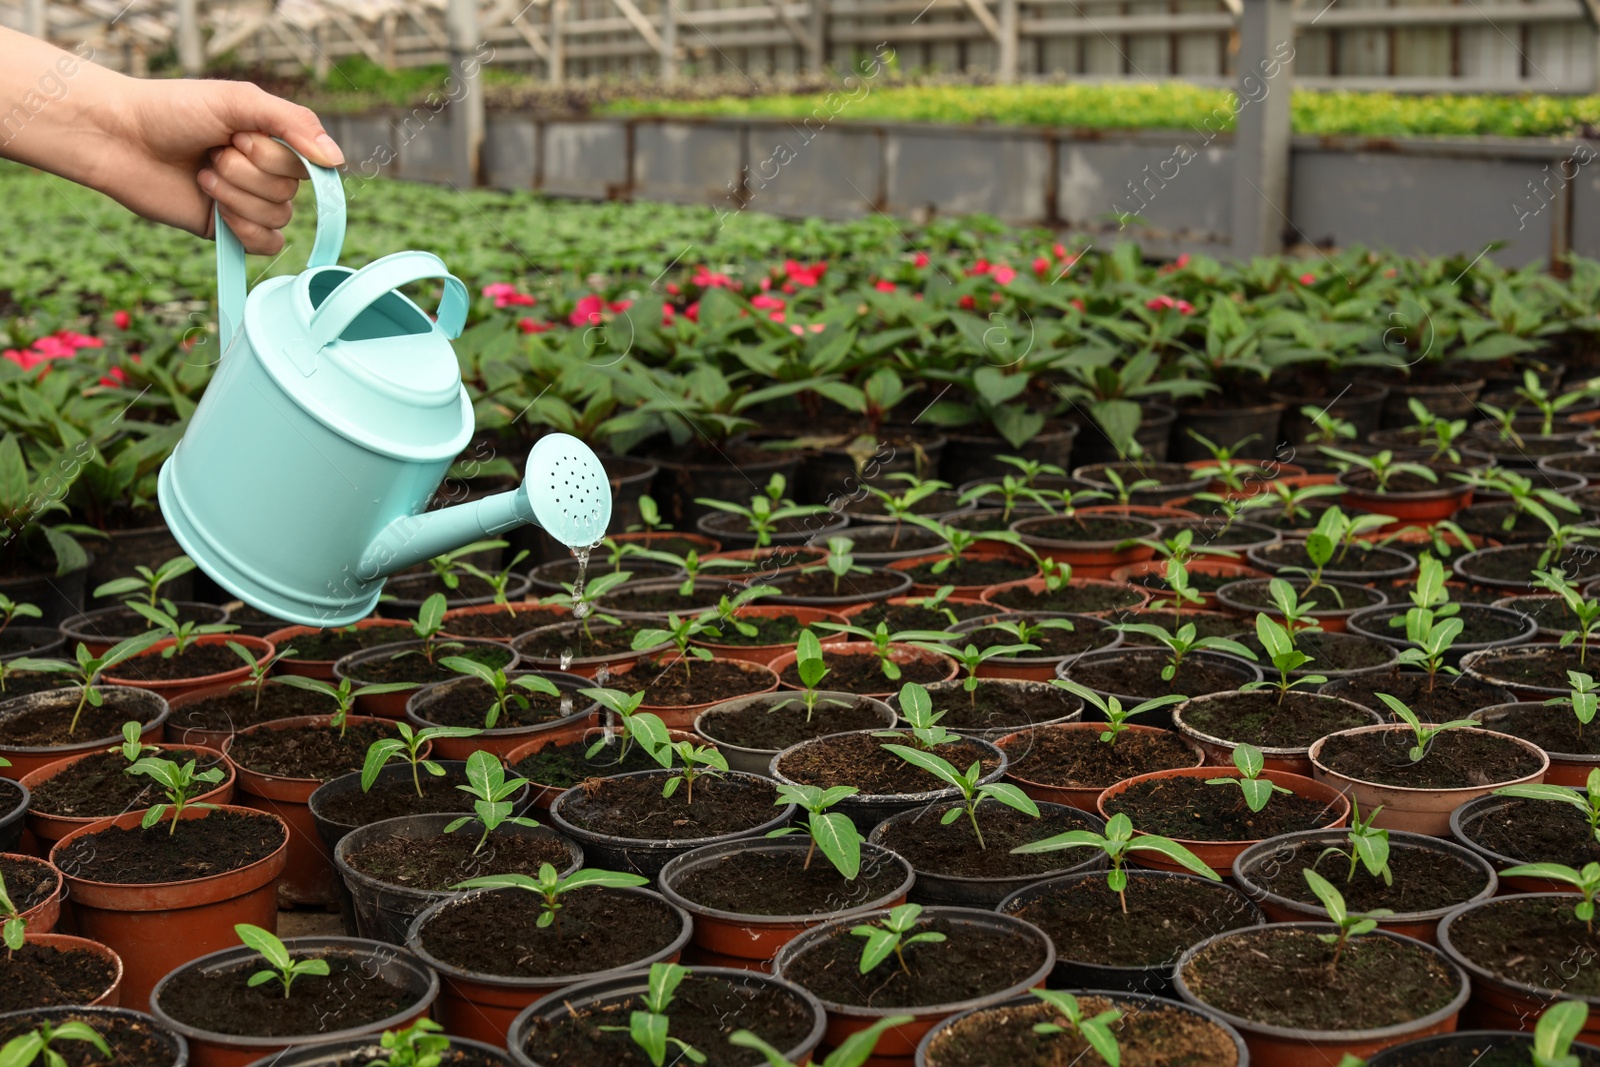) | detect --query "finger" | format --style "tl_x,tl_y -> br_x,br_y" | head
228,133 -> 310,181
215,205 -> 285,256
207,144 -> 300,203
199,169 -> 293,235
214,81 -> 345,168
